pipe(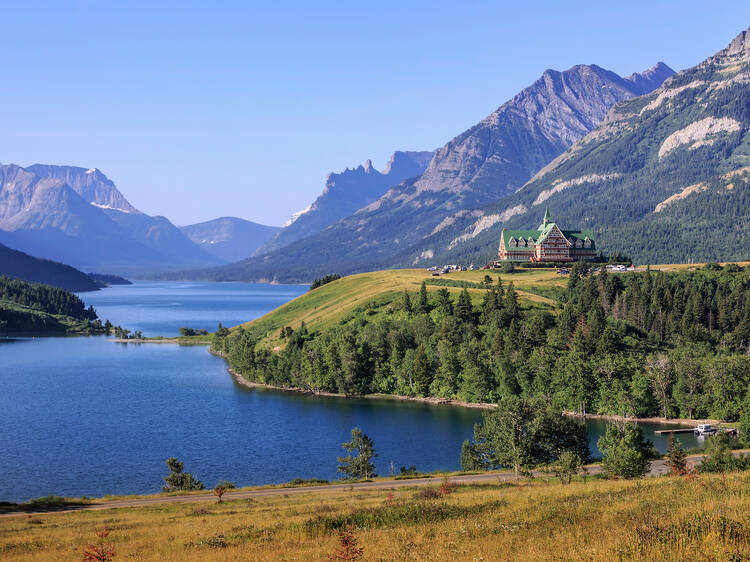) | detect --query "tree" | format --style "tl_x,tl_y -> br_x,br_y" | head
597,422 -> 652,479
460,439 -> 482,471
455,288 -> 473,323
400,290 -> 413,313
646,354 -> 673,418
468,397 -> 589,482
665,435 -> 687,475
337,428 -> 377,480
162,457 -> 204,492
553,451 -> 582,484
412,344 -> 432,396
434,288 -> 453,316
417,282 -> 430,313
